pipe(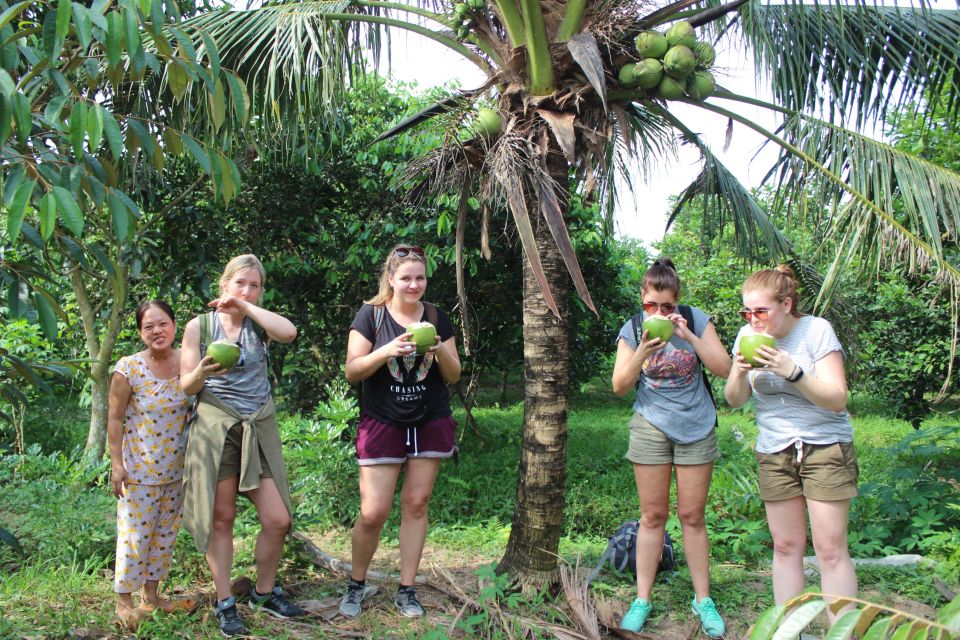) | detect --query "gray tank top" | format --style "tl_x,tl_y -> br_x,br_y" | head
200,312 -> 271,415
